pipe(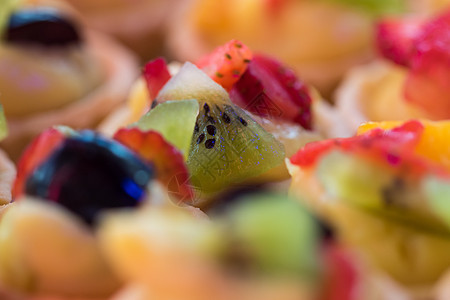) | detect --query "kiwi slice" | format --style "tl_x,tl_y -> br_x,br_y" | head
424,176 -> 450,228
0,0 -> 21,37
219,194 -> 320,278
134,99 -> 199,159
156,63 -> 285,195
317,150 -> 450,236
